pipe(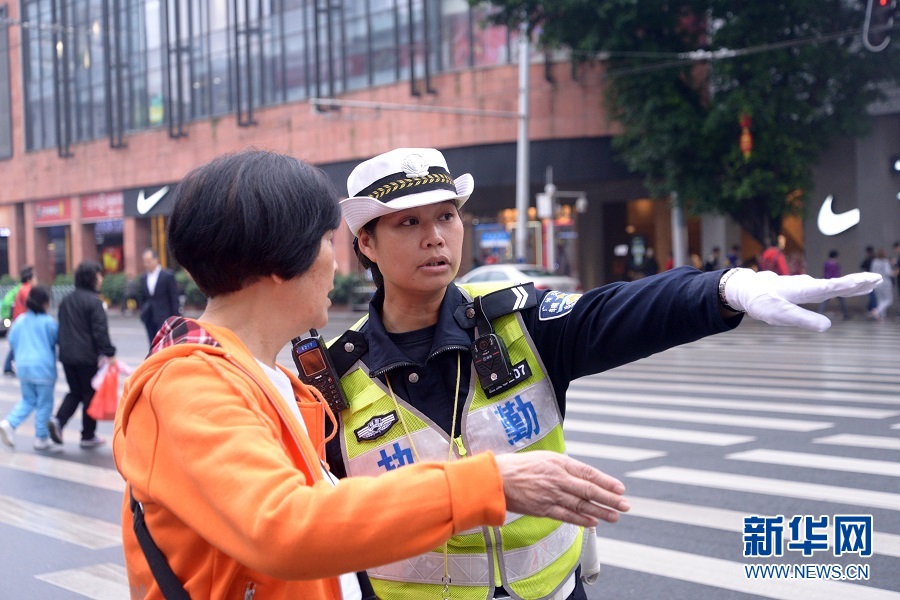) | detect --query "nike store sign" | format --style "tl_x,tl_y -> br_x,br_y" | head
123,184 -> 177,217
